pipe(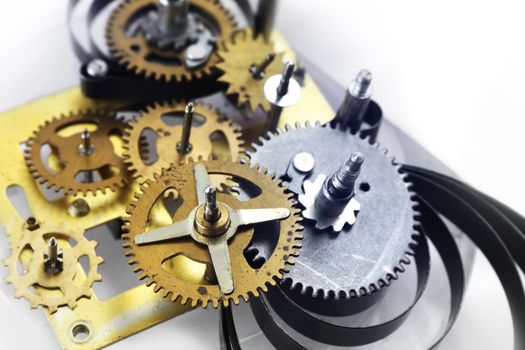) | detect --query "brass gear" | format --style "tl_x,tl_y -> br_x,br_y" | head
217,28 -> 285,112
106,0 -> 237,82
24,110 -> 129,196
3,222 -> 103,313
122,160 -> 303,308
122,101 -> 244,182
